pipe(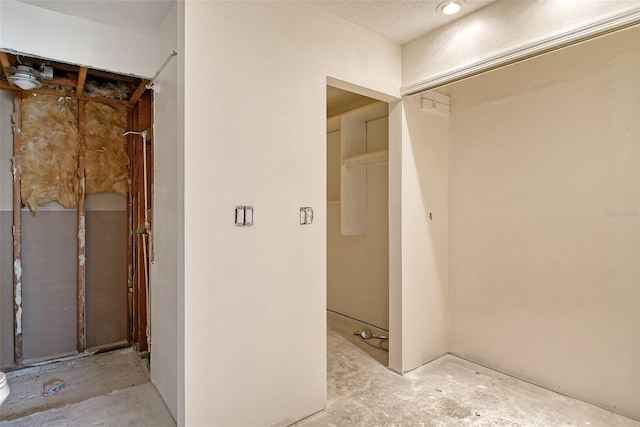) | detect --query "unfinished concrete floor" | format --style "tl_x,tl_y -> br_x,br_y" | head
295,311 -> 640,426
2,315 -> 637,426
0,347 -> 175,426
